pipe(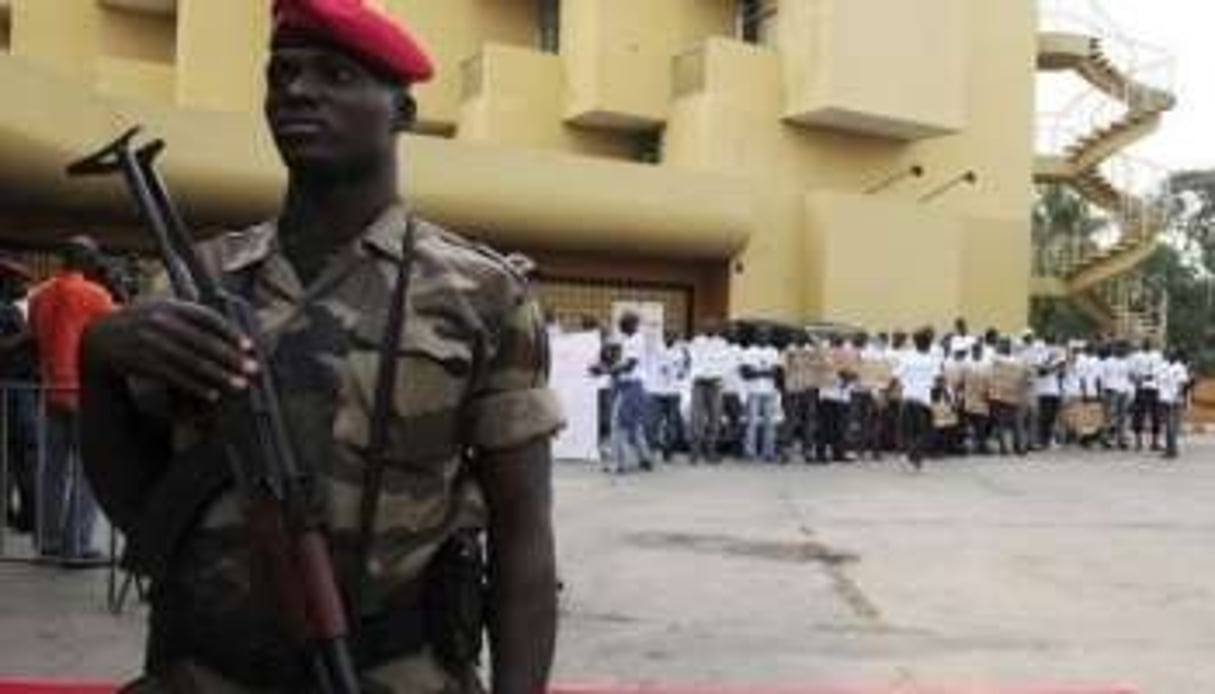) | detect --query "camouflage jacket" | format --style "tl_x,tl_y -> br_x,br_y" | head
135,204 -> 563,693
